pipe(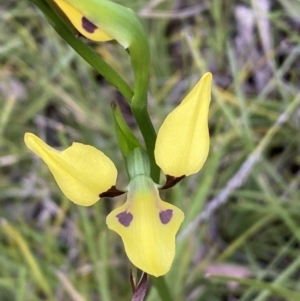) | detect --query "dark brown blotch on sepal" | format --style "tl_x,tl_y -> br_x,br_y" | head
160,175 -> 185,190
82,16 -> 98,33
159,209 -> 173,225
99,185 -> 125,198
117,211 -> 133,227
